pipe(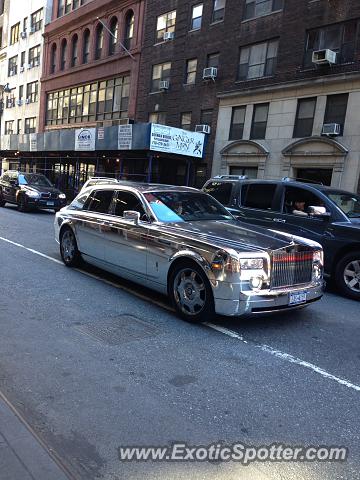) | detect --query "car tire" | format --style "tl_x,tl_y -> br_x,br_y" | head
60,227 -> 81,267
168,261 -> 215,323
335,251 -> 360,300
0,192 -> 6,207
17,195 -> 29,212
